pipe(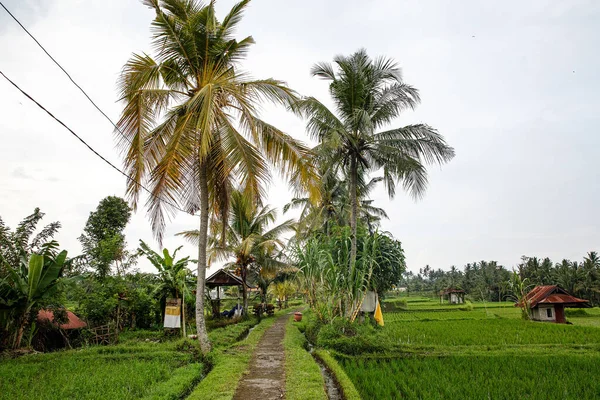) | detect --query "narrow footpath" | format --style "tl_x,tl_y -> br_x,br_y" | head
232,312 -> 292,400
